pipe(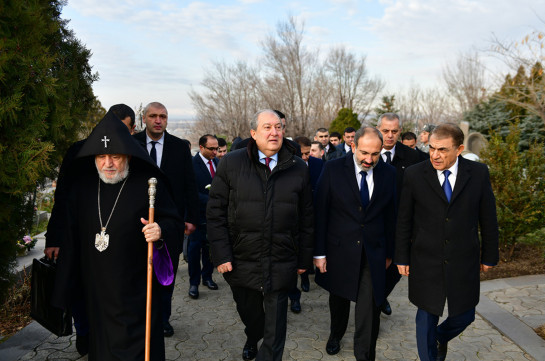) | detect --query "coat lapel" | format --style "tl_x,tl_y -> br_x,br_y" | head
343,154 -> 361,204
368,160 -> 384,207
423,160 -> 449,203
450,156 -> 471,204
